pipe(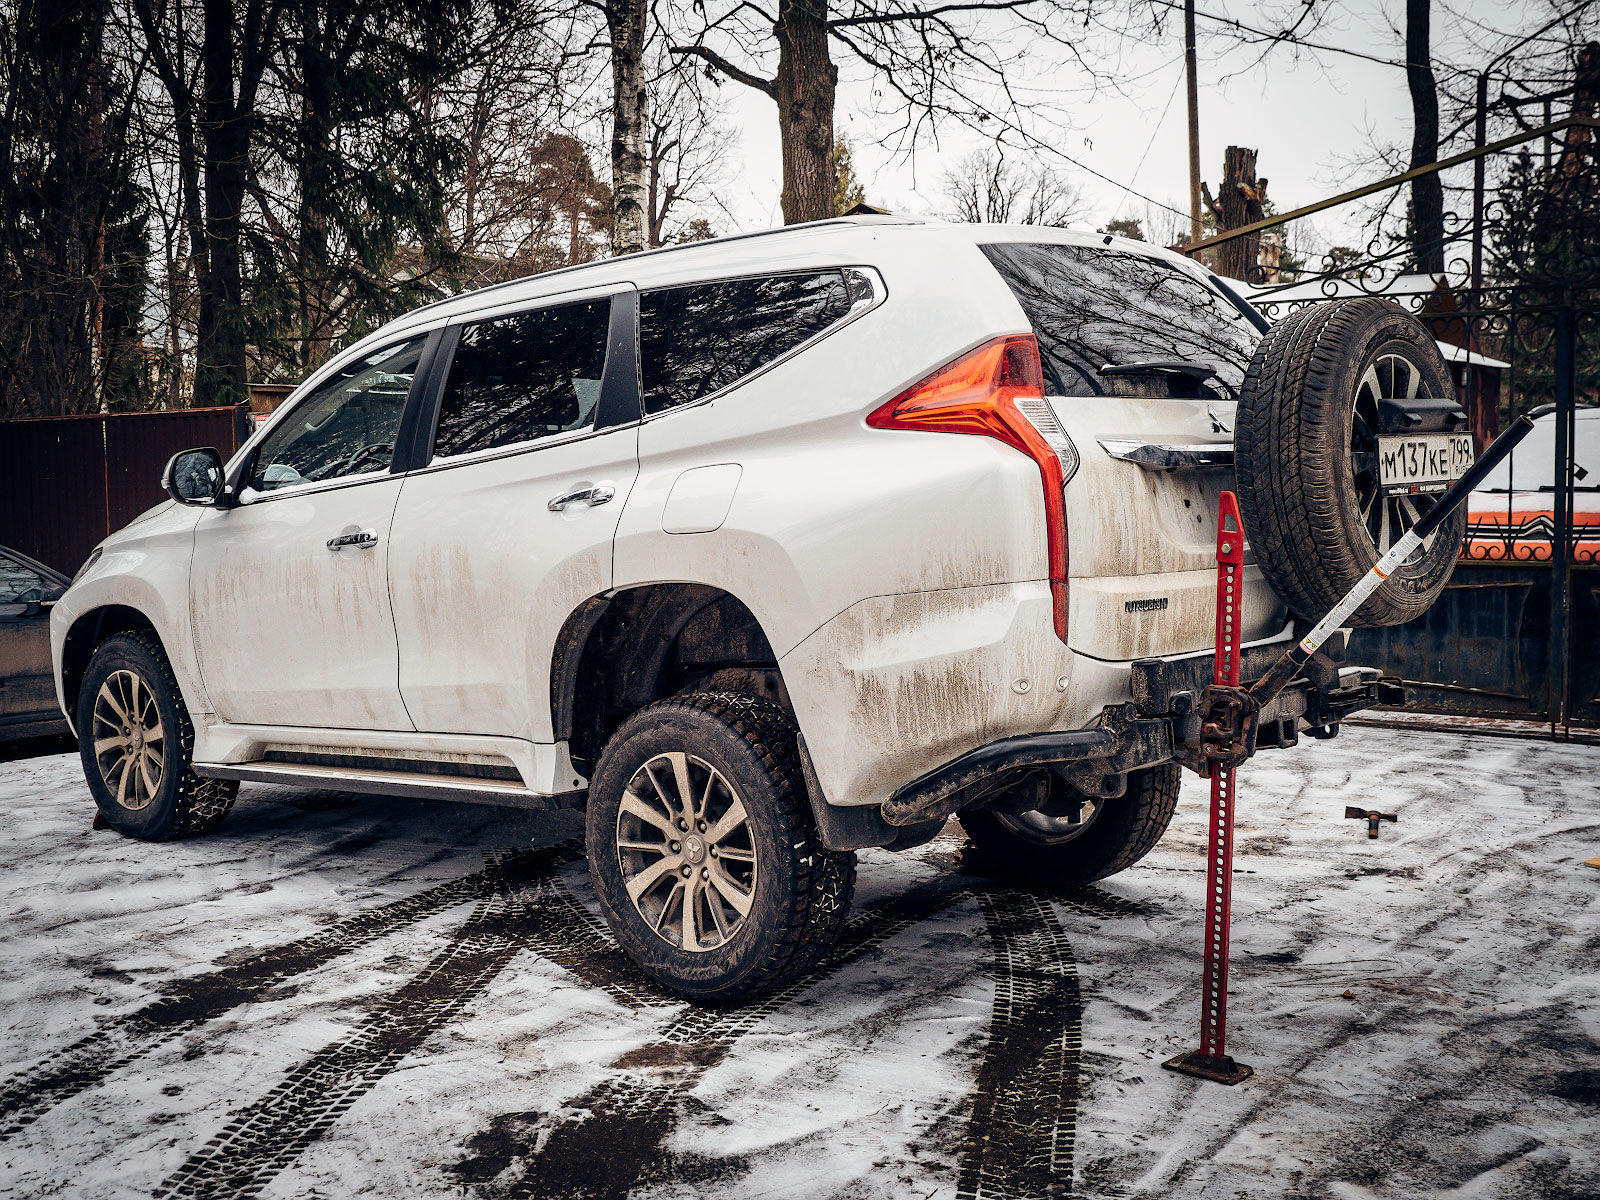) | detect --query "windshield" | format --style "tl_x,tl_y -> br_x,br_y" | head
980,242 -> 1260,398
